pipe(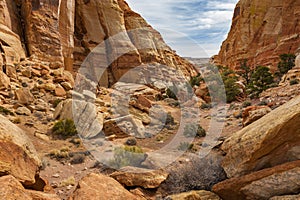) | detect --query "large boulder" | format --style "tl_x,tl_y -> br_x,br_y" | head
213,160 -> 300,200
53,99 -> 103,138
221,95 -> 300,178
0,175 -> 32,200
110,166 -> 168,189
0,114 -> 40,185
0,175 -> 60,200
69,173 -> 141,200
